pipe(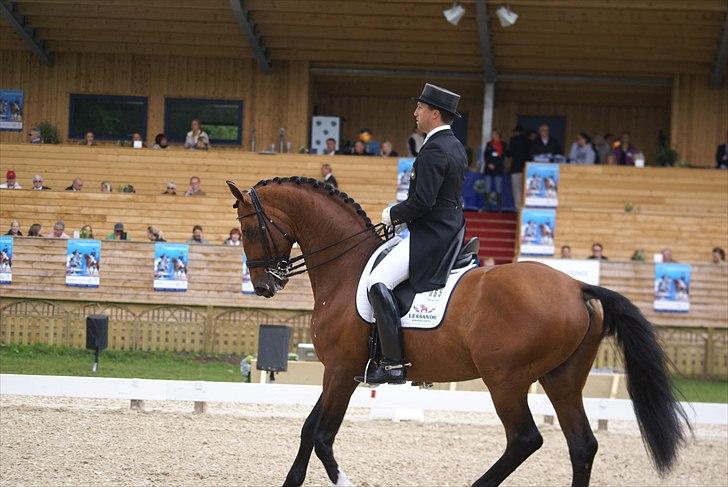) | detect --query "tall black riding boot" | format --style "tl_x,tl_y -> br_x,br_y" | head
355,283 -> 408,385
